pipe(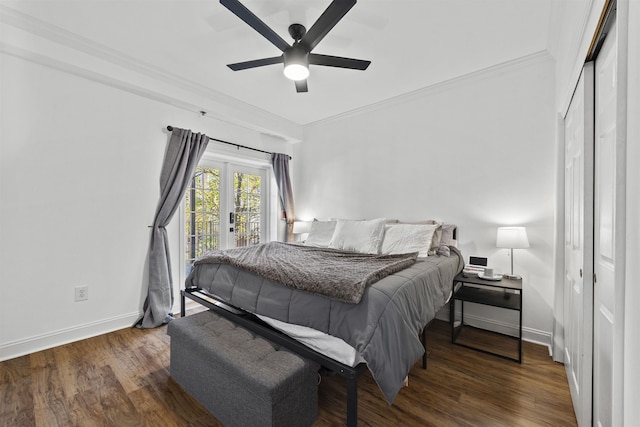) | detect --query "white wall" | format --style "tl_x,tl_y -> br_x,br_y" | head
0,52 -> 292,360
0,2 -> 300,360
293,53 -> 556,344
